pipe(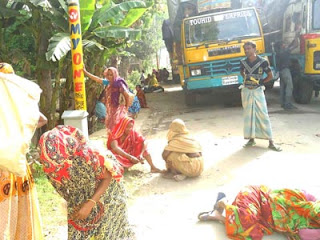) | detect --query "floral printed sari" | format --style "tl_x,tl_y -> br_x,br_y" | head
39,125 -> 134,240
225,185 -> 320,240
